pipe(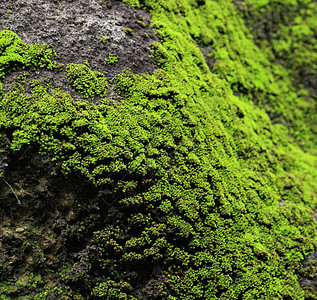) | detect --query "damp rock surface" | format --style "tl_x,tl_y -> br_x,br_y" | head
0,0 -> 158,99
